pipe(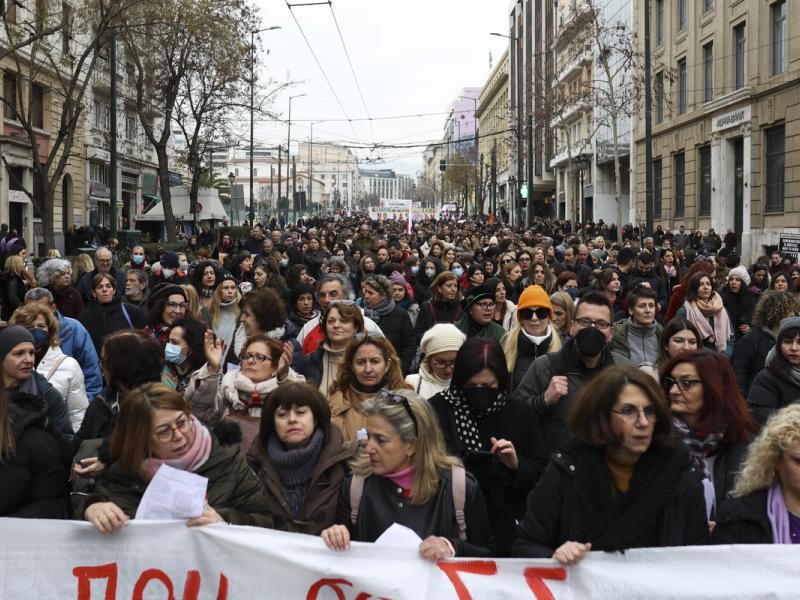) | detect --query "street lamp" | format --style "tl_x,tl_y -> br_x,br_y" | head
287,92 -> 307,224
228,172 -> 237,225
575,153 -> 591,229
249,25 -> 281,227
489,32 -> 518,41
